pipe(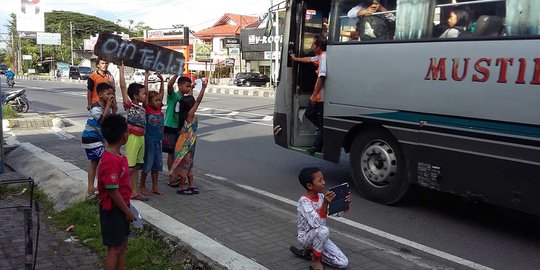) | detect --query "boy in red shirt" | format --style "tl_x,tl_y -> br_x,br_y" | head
97,114 -> 134,270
